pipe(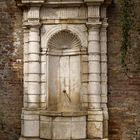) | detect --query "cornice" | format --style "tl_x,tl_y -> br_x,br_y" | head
84,0 -> 104,5
104,0 -> 112,5
15,0 -> 112,7
22,0 -> 45,4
